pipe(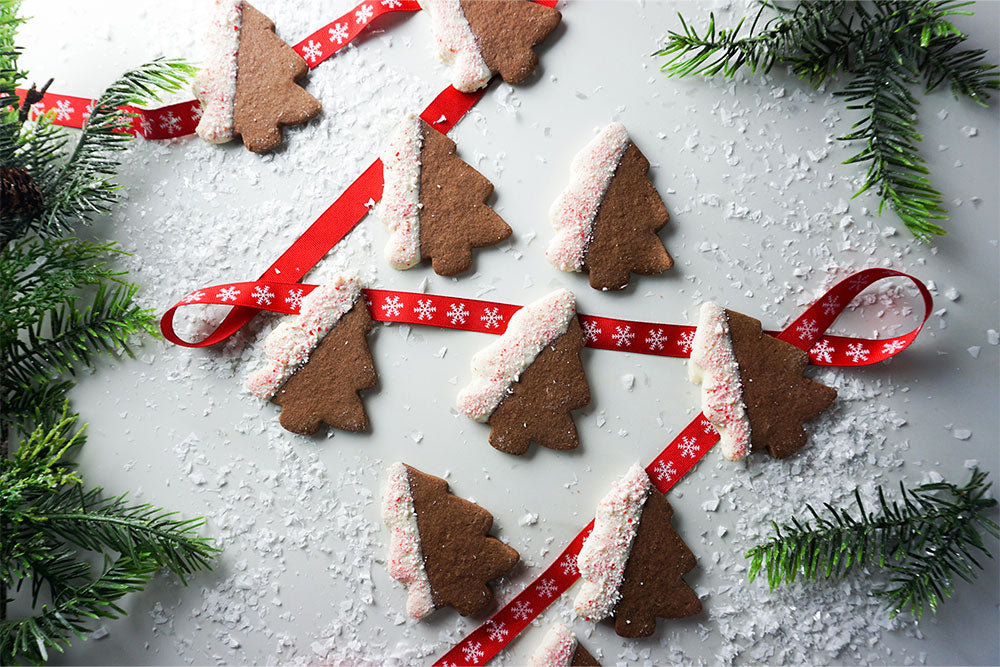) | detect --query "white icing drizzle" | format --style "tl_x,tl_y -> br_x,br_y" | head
246,273 -> 361,399
193,0 -> 243,144
381,462 -> 436,619
689,301 -> 752,461
422,0 -> 492,92
574,463 -> 651,621
546,122 -> 631,272
528,623 -> 578,667
379,113 -> 424,270
456,289 -> 576,422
